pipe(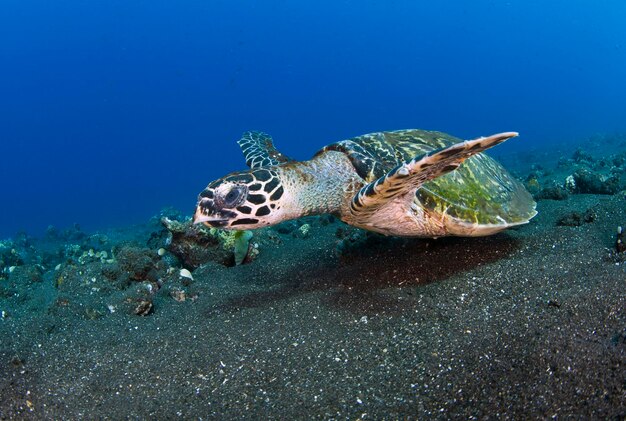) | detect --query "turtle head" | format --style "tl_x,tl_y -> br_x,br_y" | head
193,168 -> 287,230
